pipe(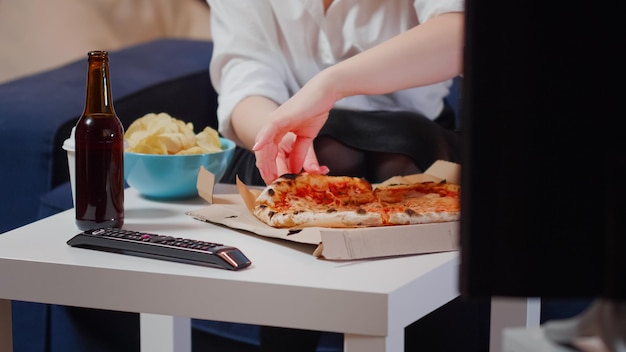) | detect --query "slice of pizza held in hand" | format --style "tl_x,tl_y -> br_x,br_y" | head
253,173 -> 460,228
